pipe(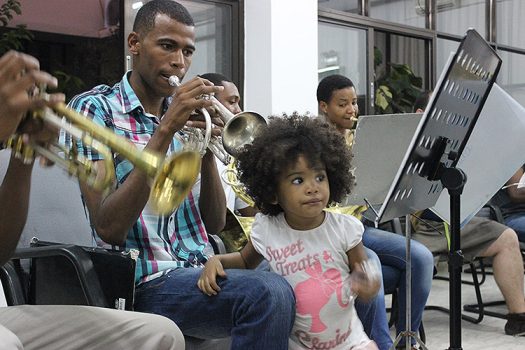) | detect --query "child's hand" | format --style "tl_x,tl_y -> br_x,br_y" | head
198,256 -> 227,296
350,260 -> 381,301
